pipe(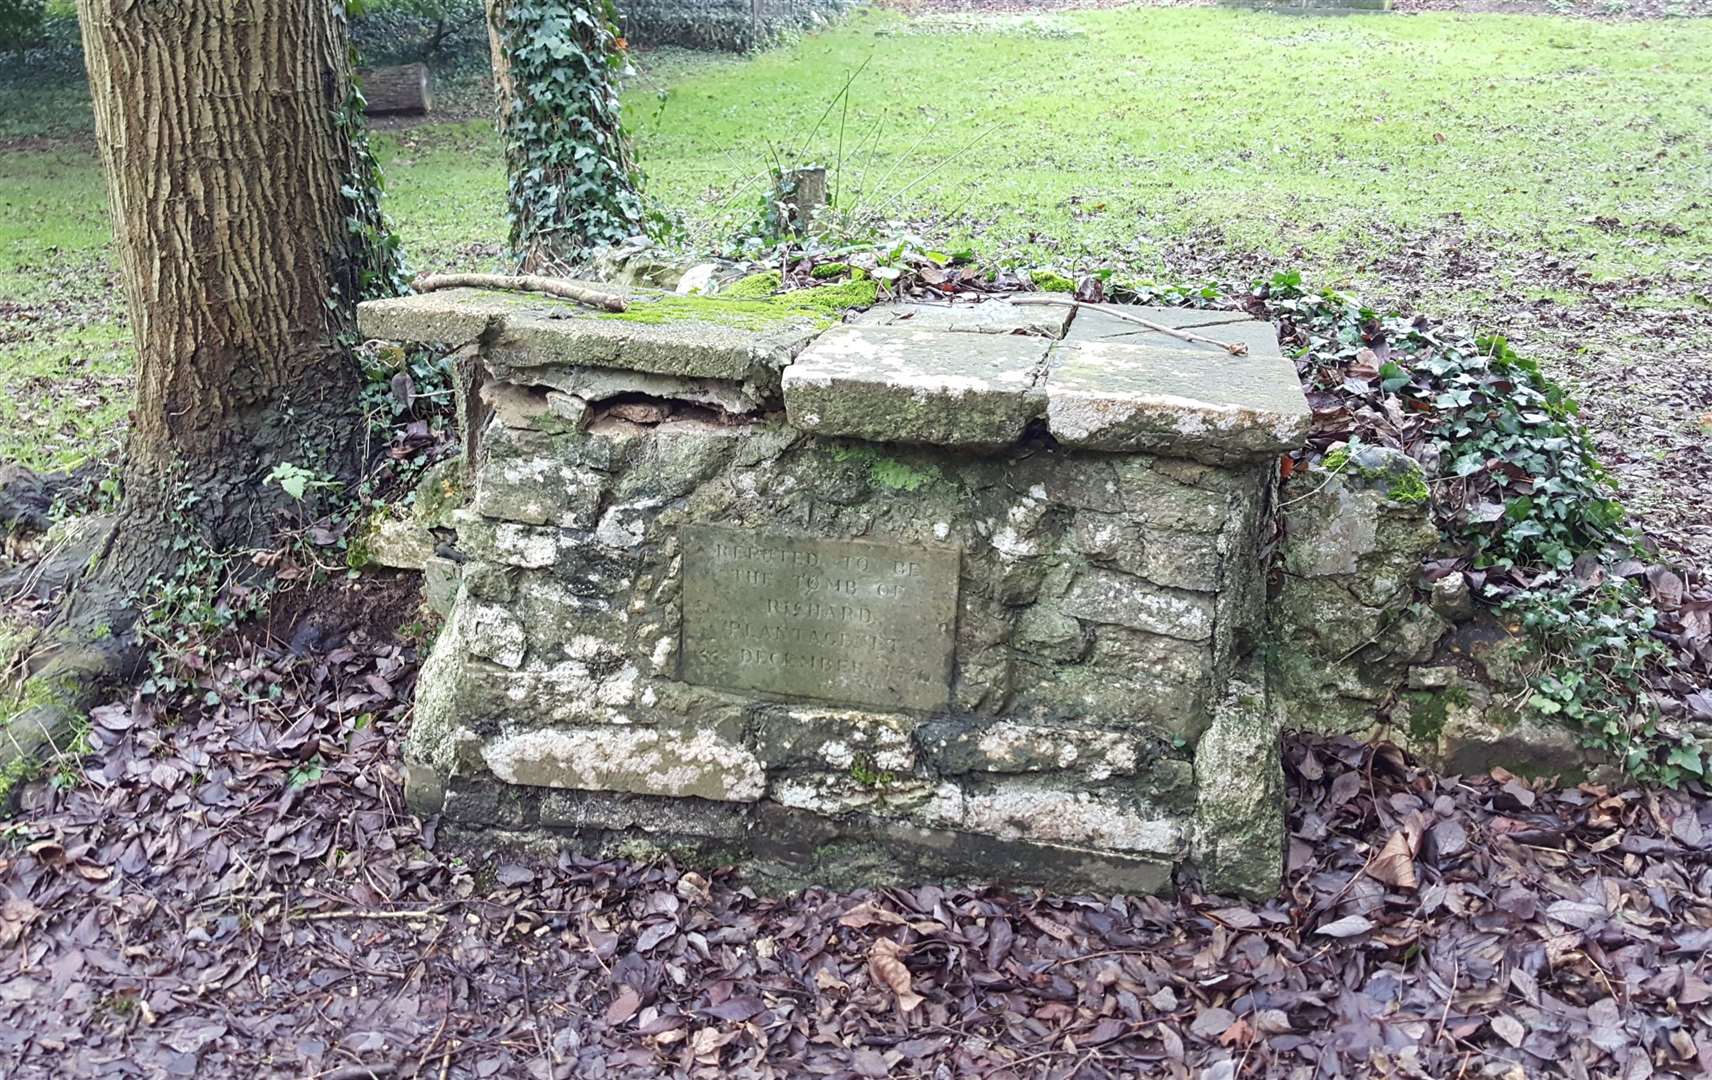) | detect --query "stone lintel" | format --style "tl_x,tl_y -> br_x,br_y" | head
782,325 -> 1048,449
1044,332 -> 1310,463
